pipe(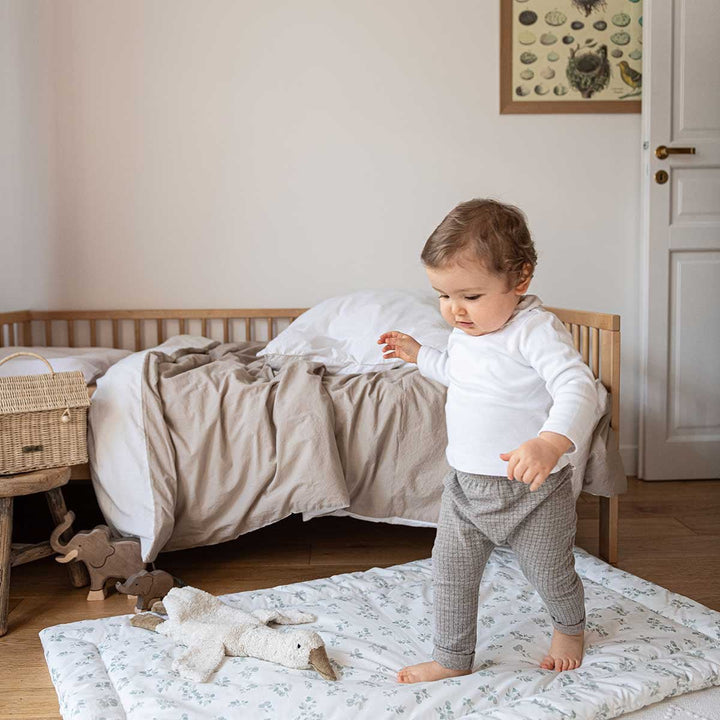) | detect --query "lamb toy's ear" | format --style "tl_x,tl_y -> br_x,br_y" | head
279,609 -> 317,624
